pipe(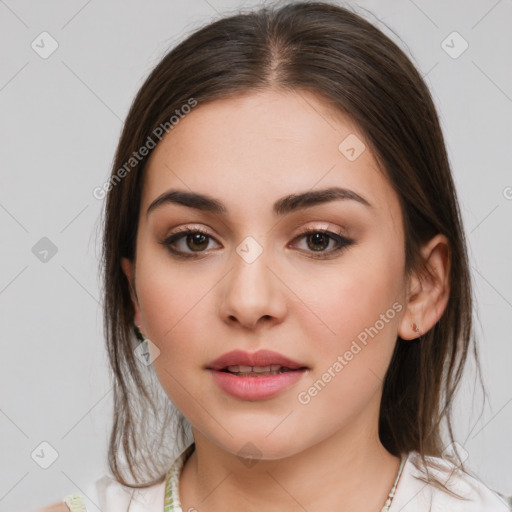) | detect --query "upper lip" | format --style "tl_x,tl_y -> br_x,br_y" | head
207,349 -> 307,371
